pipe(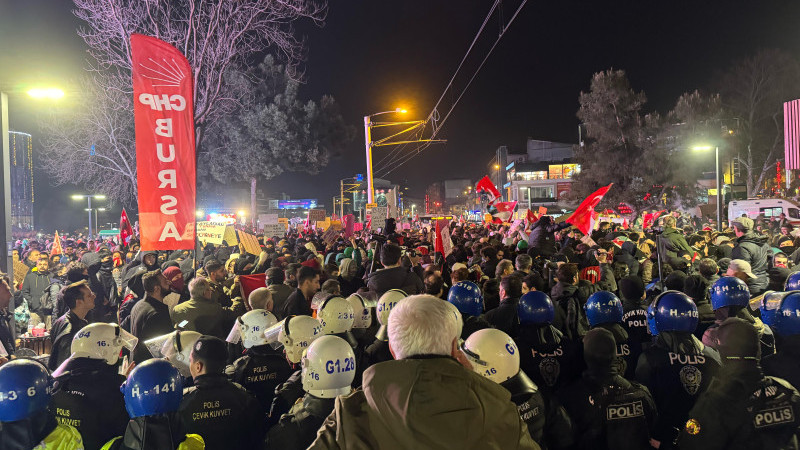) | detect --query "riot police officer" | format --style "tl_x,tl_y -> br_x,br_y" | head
267,315 -> 323,423
515,290 -> 583,395
585,291 -> 642,380
447,281 -> 492,339
635,291 -> 722,449
265,335 -> 356,450
0,360 -> 84,450
762,291 -> 800,388
145,329 -> 203,380
556,328 -> 657,450
178,335 -> 262,449
226,309 -> 293,418
463,328 -> 574,450
364,289 -> 406,368
705,276 -> 775,357
678,317 -> 800,449
51,322 -> 135,450
345,293 -> 375,351
105,359 -> 203,450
